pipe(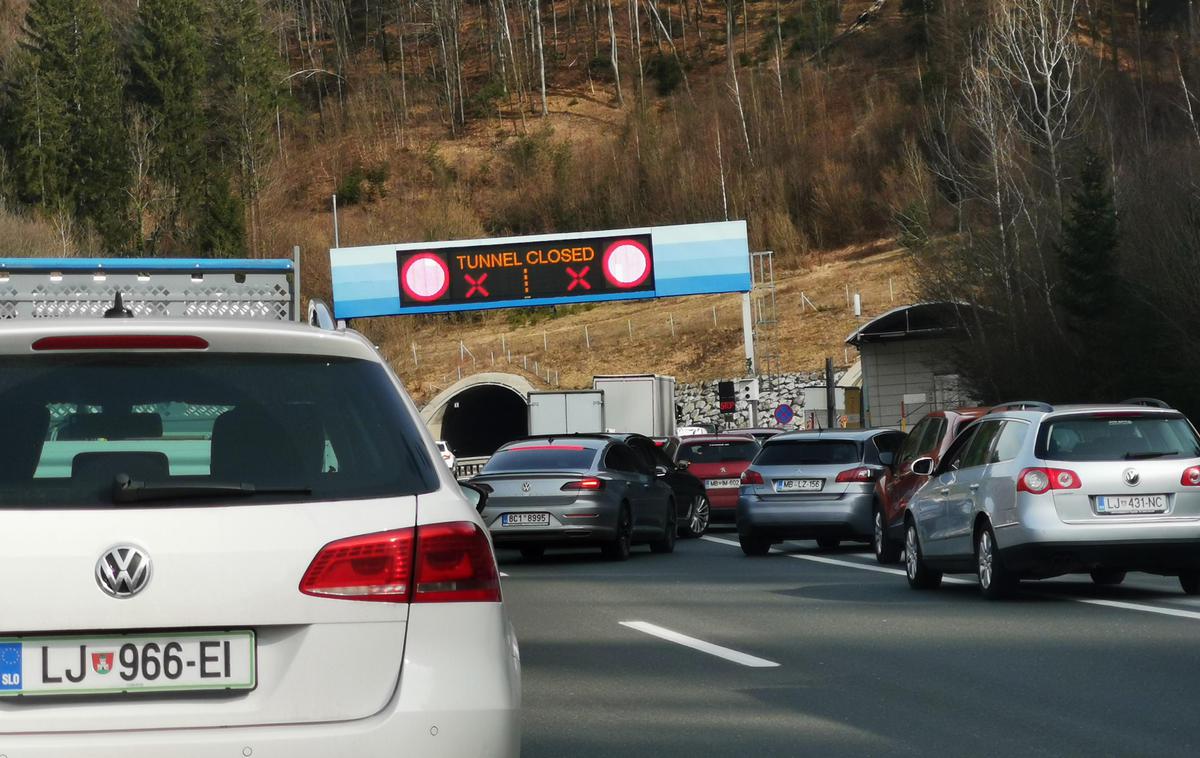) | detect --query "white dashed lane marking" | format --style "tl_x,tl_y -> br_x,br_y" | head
619,621 -> 781,668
